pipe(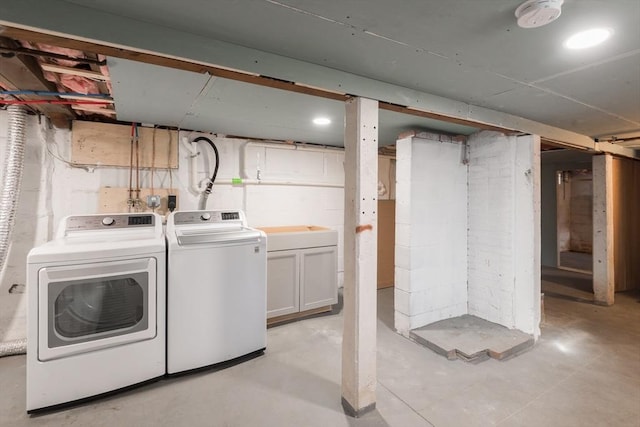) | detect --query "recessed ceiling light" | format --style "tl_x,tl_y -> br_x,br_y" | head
564,28 -> 612,49
312,117 -> 331,125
